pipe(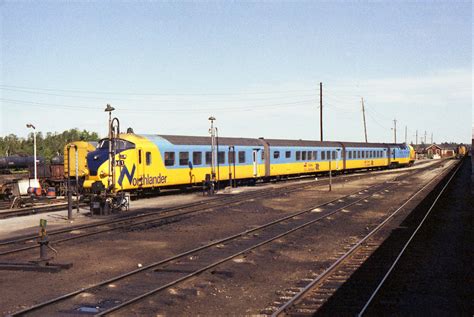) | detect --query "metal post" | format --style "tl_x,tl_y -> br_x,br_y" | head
232,146 -> 236,188
393,119 -> 397,143
416,130 -> 418,146
361,97 -> 368,143
320,82 -> 323,141
228,146 -> 232,187
209,117 -> 216,182
75,146 -> 79,213
33,130 -> 37,181
329,150 -> 332,192
67,146 -> 72,220
216,127 -> 220,191
405,126 -> 407,144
